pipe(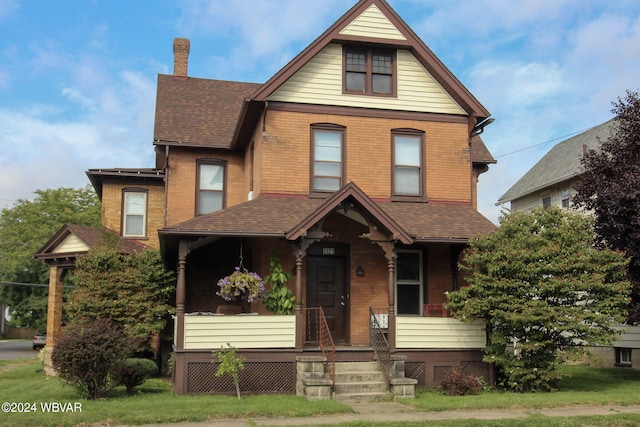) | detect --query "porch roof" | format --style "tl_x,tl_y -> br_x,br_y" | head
158,191 -> 496,253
